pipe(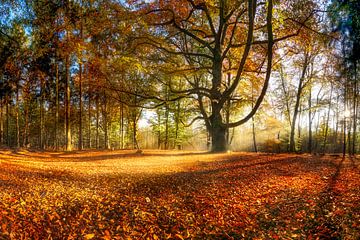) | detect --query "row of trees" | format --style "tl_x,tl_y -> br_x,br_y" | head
0,0 -> 358,153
